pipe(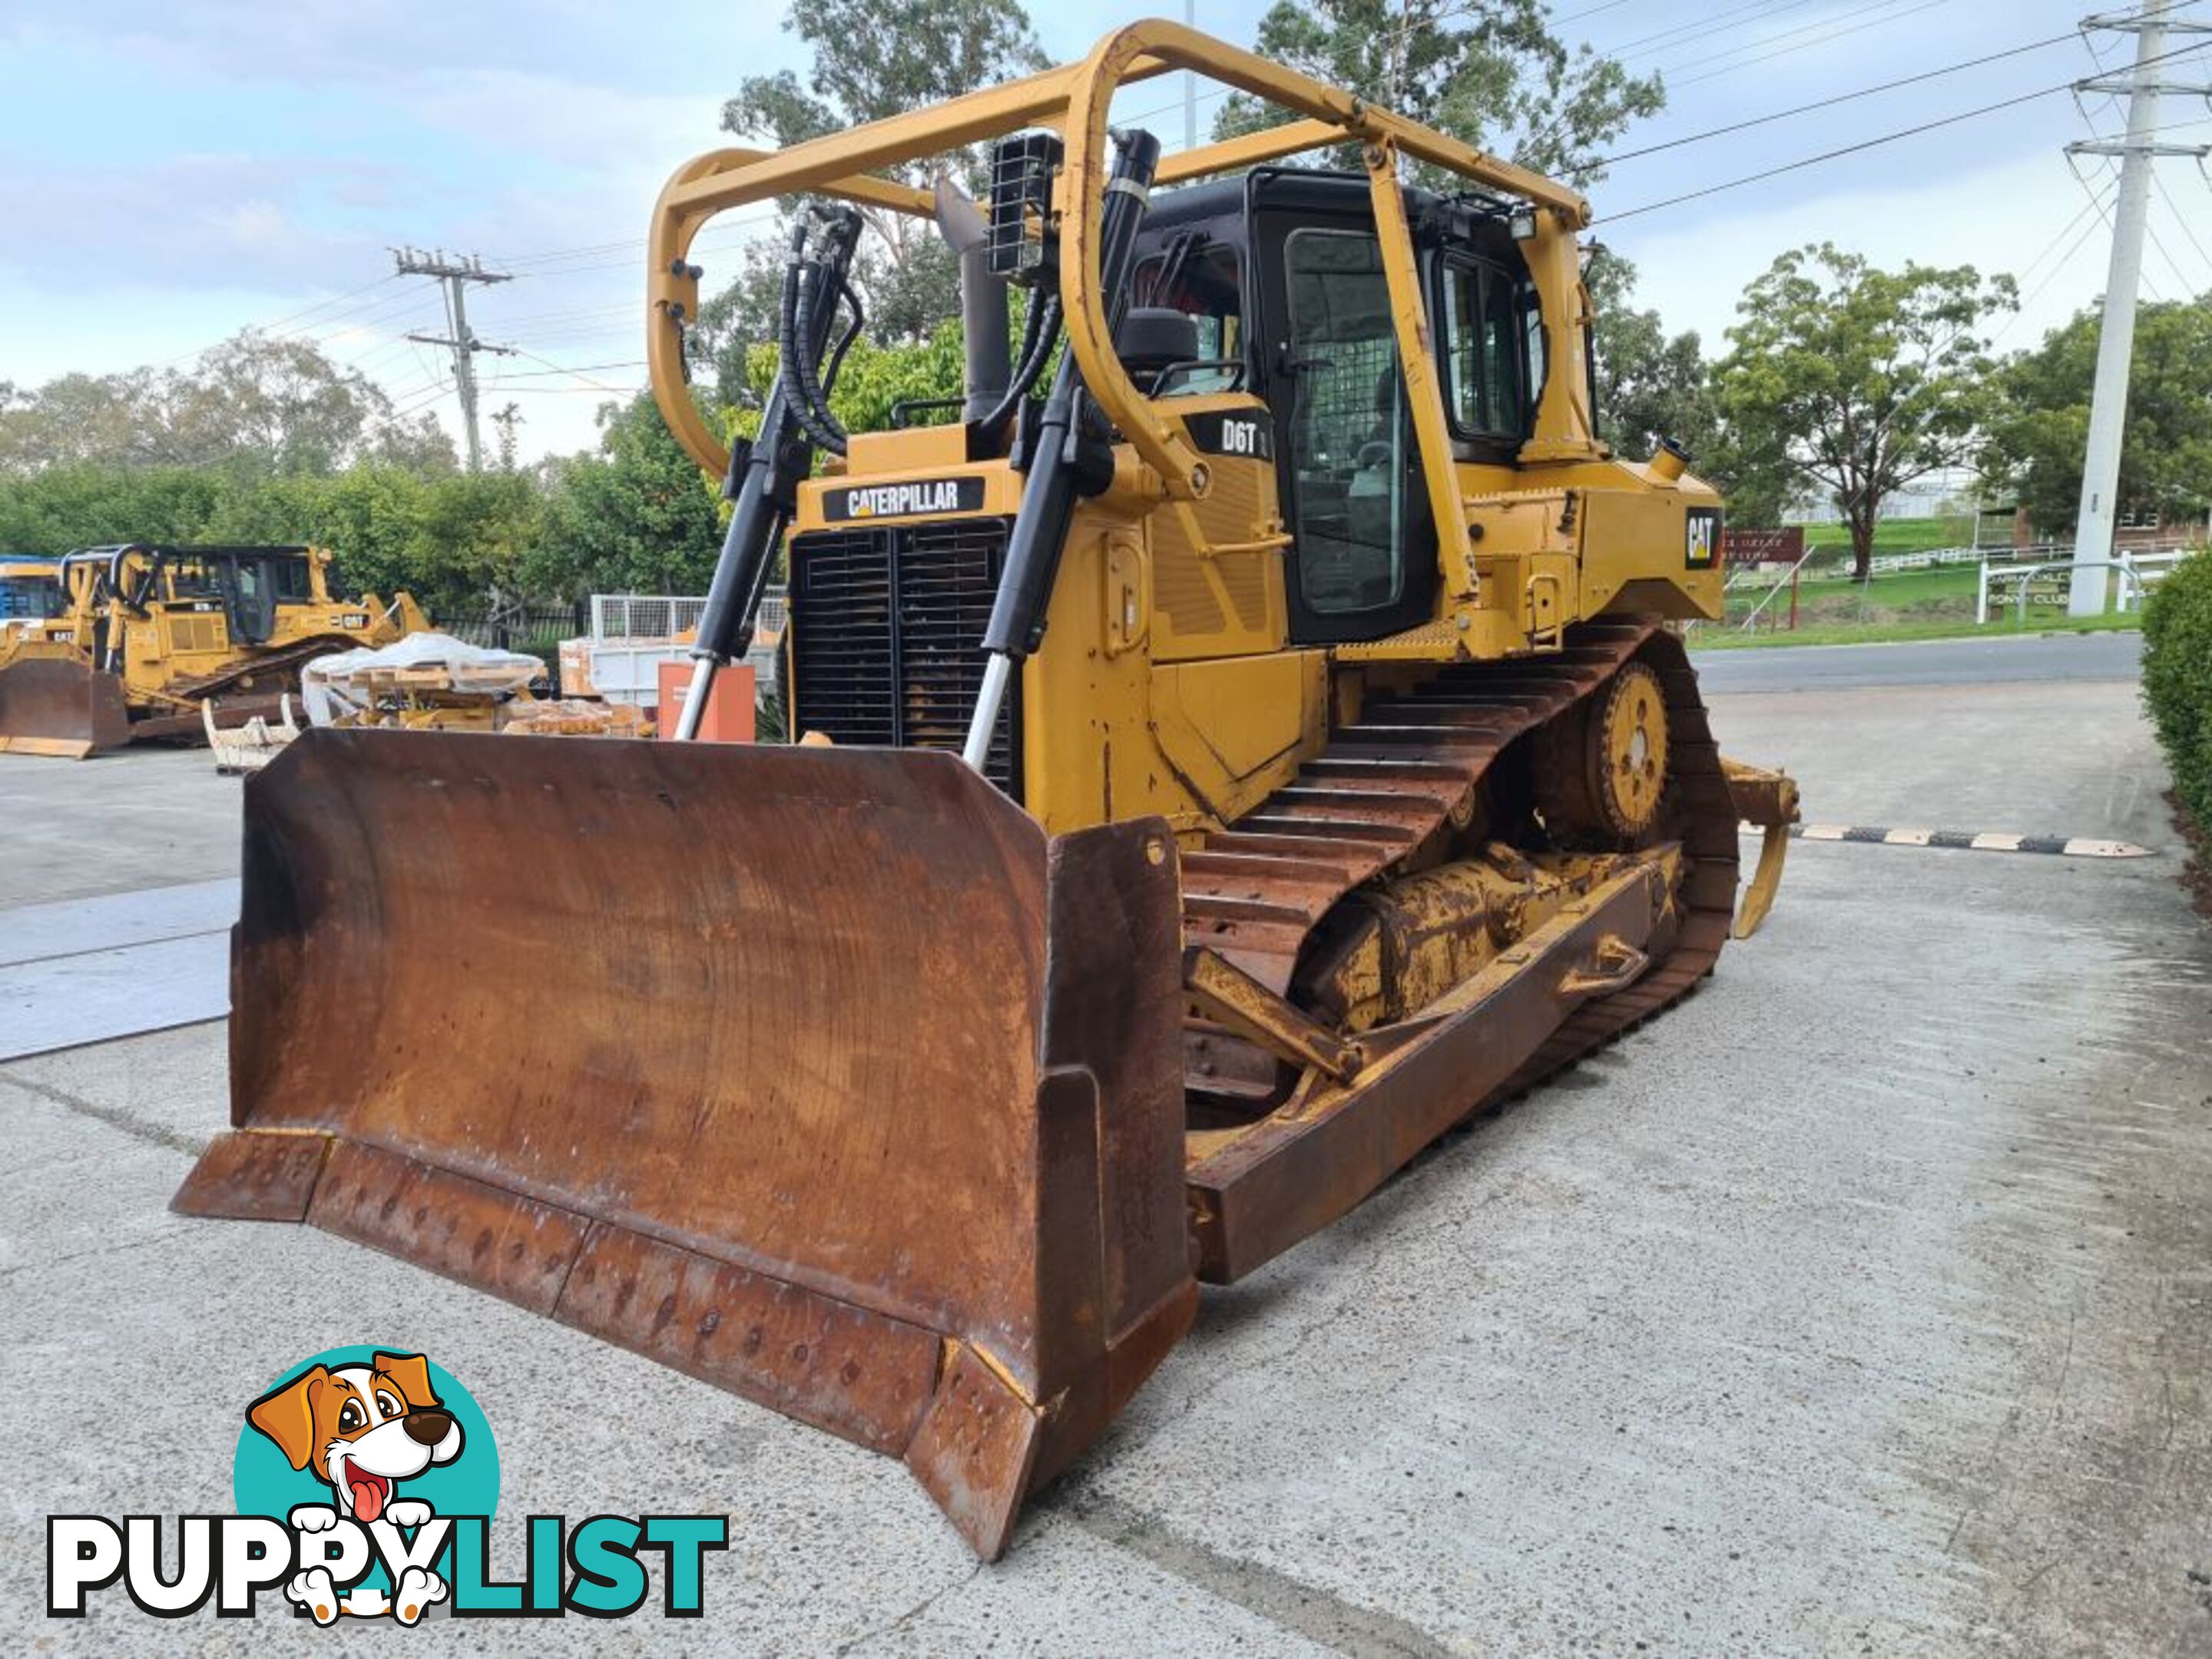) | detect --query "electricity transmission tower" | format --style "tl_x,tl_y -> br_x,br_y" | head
2062,1 -> 2212,615
392,247 -> 515,472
